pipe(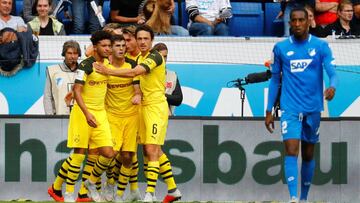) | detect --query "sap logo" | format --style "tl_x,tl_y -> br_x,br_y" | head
290,59 -> 312,72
